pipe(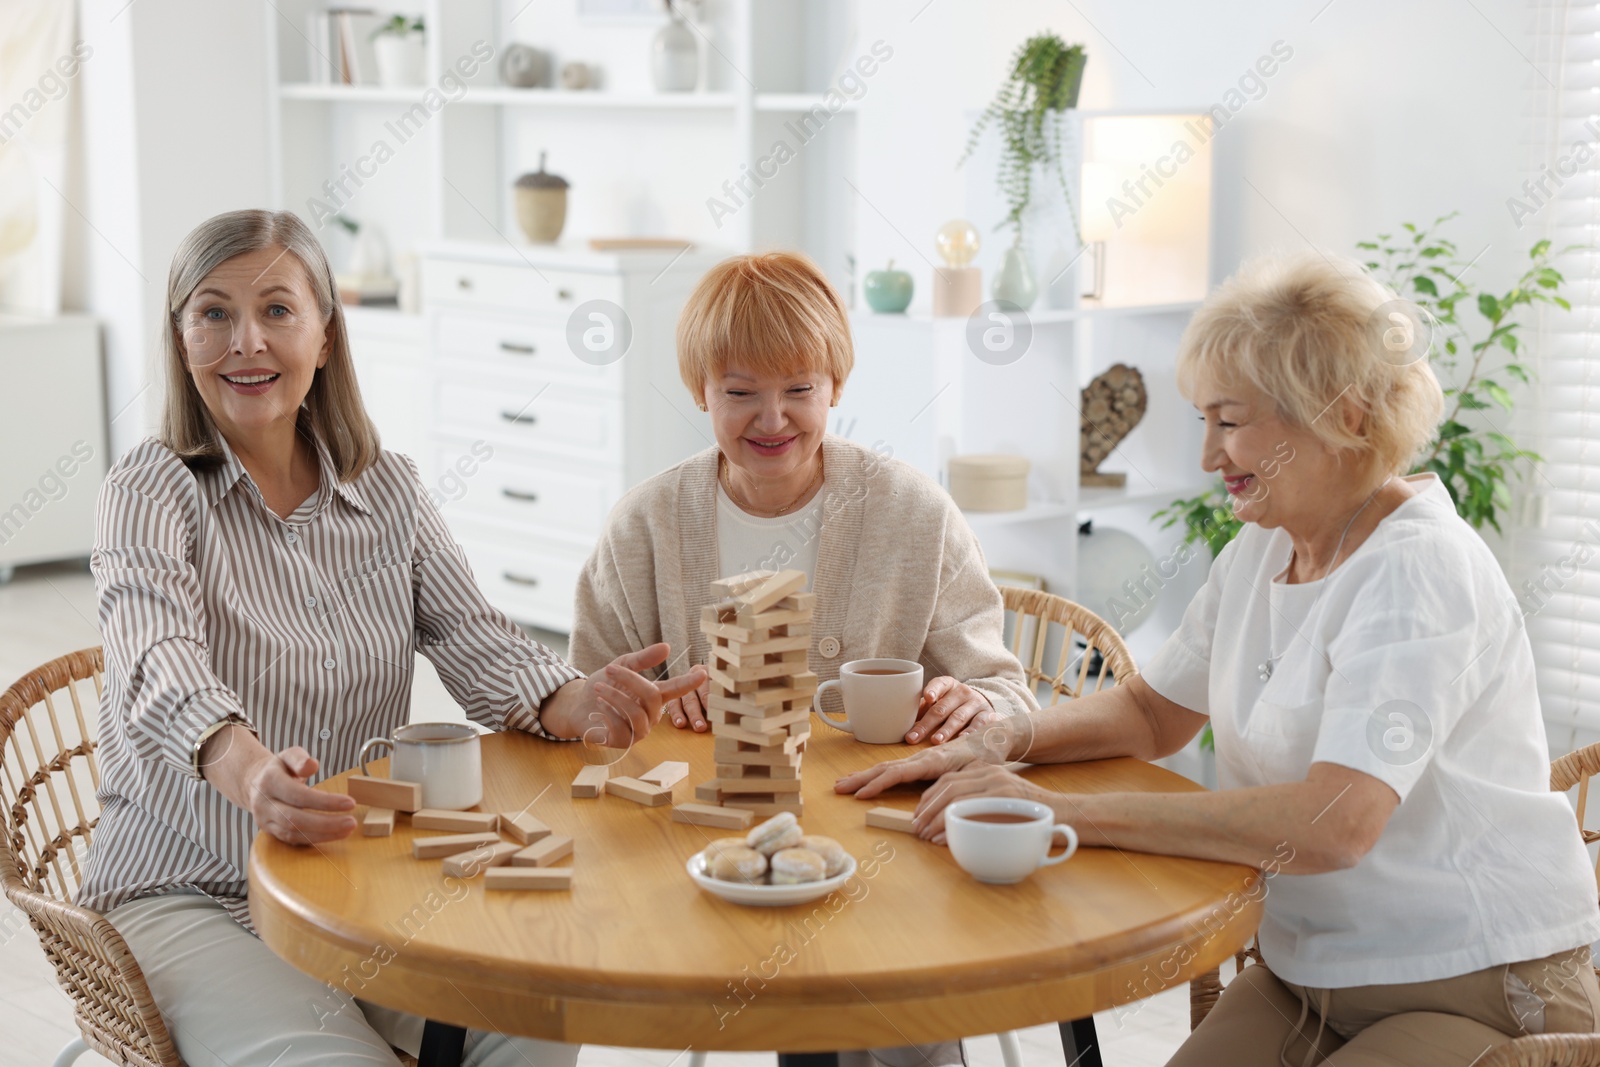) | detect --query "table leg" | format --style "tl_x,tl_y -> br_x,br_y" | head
777,1054 -> 840,1067
1058,1018 -> 1101,1067
419,1020 -> 467,1067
